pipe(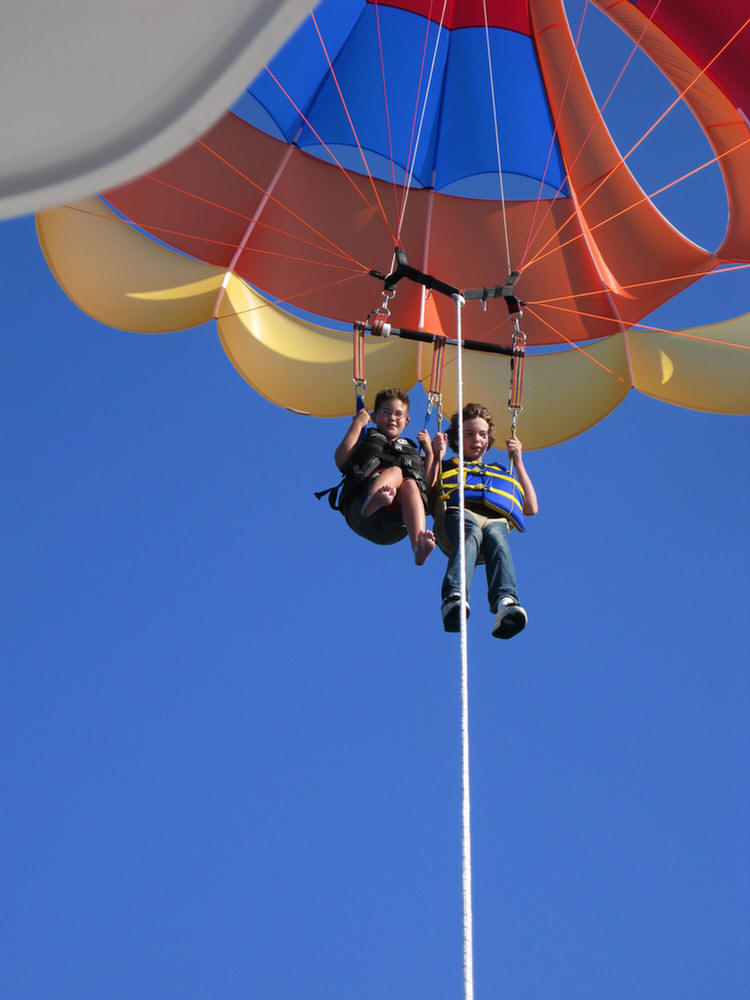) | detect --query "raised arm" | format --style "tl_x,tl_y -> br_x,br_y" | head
506,436 -> 539,516
417,428 -> 444,488
420,430 -> 447,489
334,408 -> 371,471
